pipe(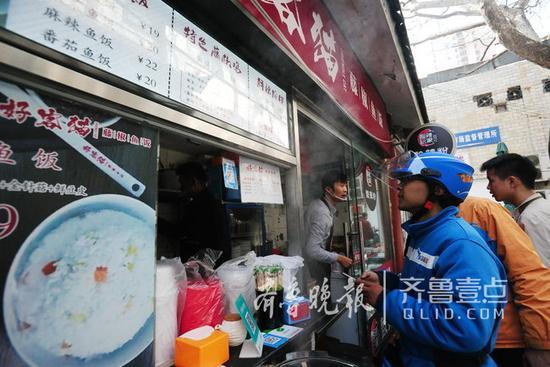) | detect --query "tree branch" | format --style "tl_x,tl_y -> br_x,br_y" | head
411,9 -> 482,18
514,0 -> 531,8
524,0 -> 541,10
482,0 -> 550,68
480,37 -> 496,60
406,0 -> 480,11
410,21 -> 486,45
